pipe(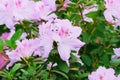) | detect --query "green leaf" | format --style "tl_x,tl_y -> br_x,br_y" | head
57,60 -> 69,73
79,73 -> 90,78
21,69 -> 29,75
110,59 -> 120,65
99,54 -> 109,66
52,70 -> 69,80
5,40 -> 12,48
11,29 -> 23,41
87,0 -> 96,6
5,40 -> 16,49
81,55 -> 91,66
82,32 -> 90,44
70,53 -> 83,65
0,39 -> 4,51
39,70 -> 48,80
85,11 -> 98,18
5,29 -> 23,49
23,20 -> 33,25
10,63 -> 21,74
